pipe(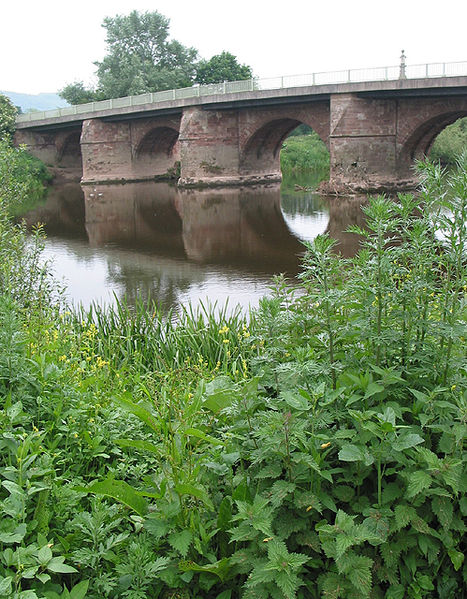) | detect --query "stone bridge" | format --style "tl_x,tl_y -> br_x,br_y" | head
15,68 -> 467,192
